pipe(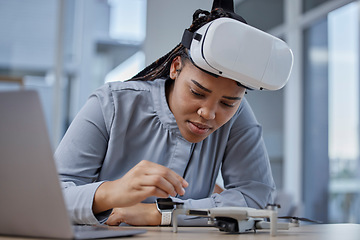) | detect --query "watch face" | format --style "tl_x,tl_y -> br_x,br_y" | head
157,198 -> 175,210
